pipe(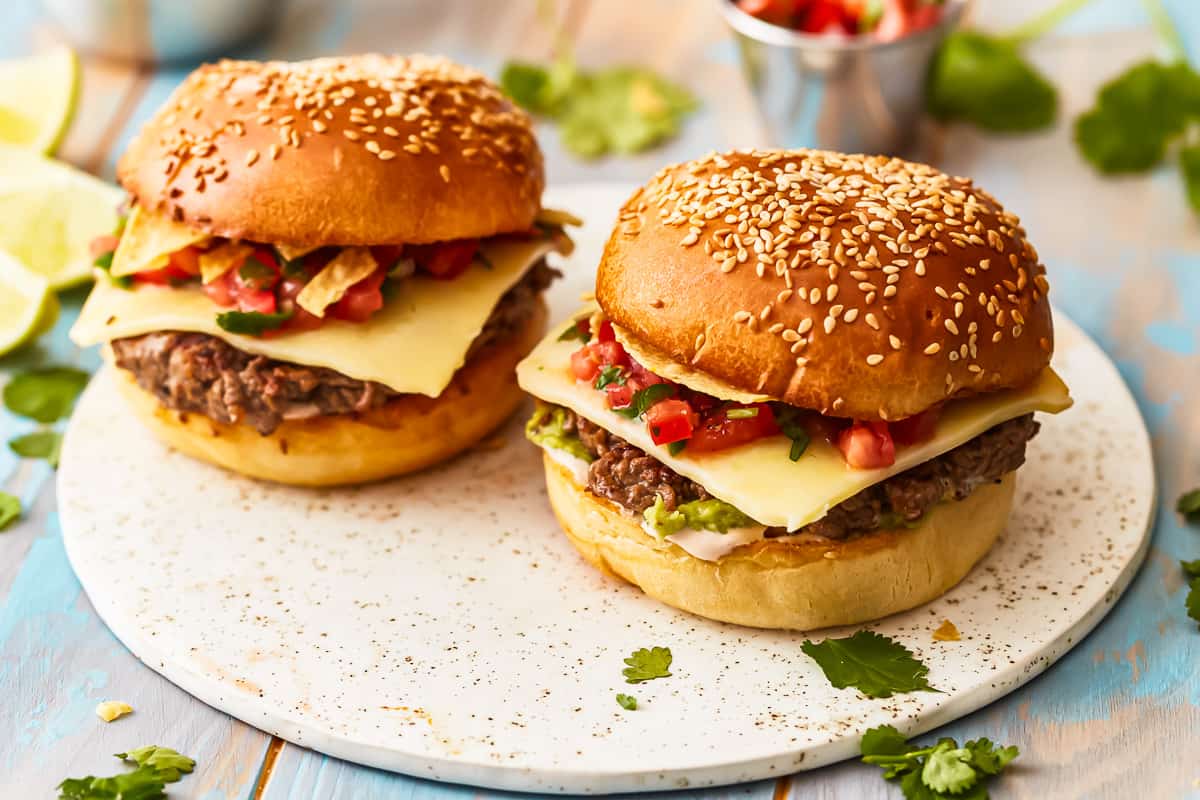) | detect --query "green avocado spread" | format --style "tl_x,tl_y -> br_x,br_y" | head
525,405 -> 594,463
643,495 -> 758,537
